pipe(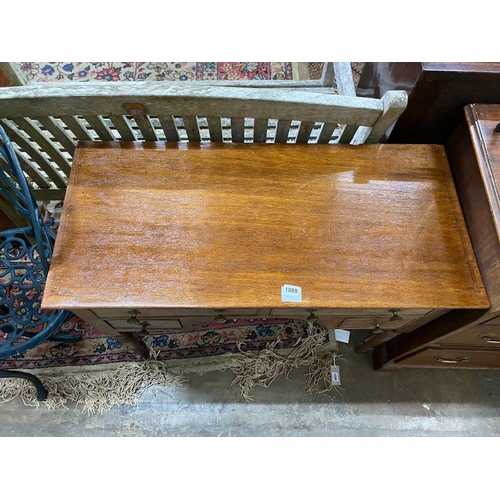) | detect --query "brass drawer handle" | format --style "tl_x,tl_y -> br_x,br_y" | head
436,356 -> 470,364
139,321 -> 150,335
214,310 -> 227,322
127,309 -> 141,324
388,309 -> 402,321
306,309 -> 318,322
480,335 -> 500,344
